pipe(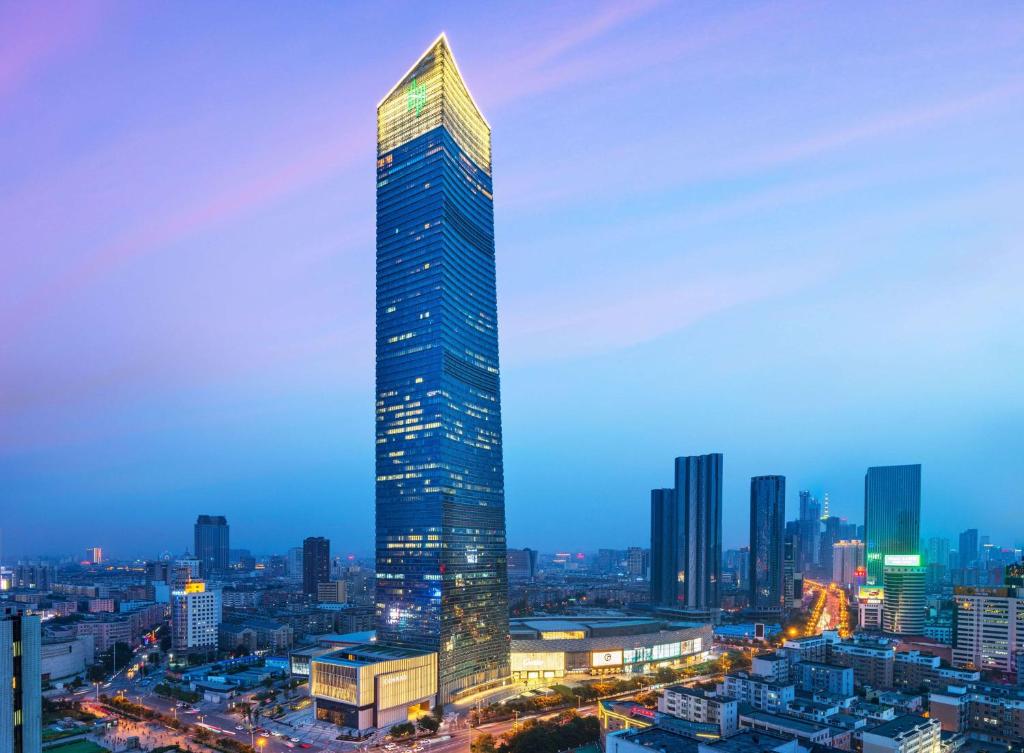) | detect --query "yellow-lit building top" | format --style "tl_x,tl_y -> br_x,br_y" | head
377,33 -> 490,173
